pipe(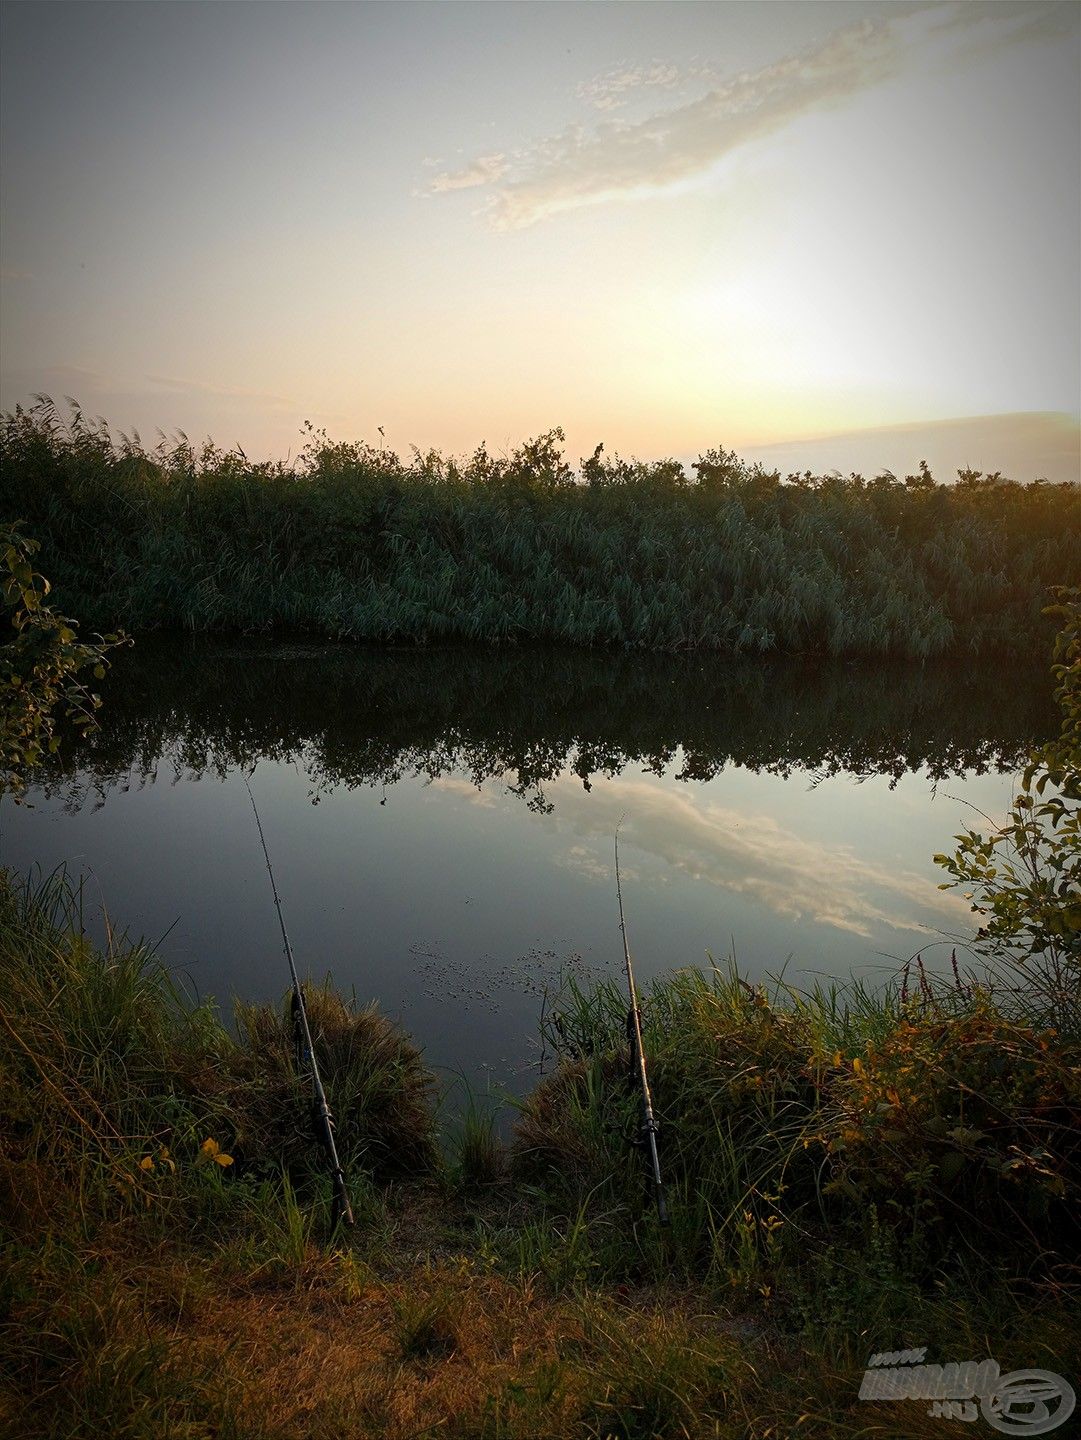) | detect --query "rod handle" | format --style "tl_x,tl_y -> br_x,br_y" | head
654,1178 -> 670,1227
